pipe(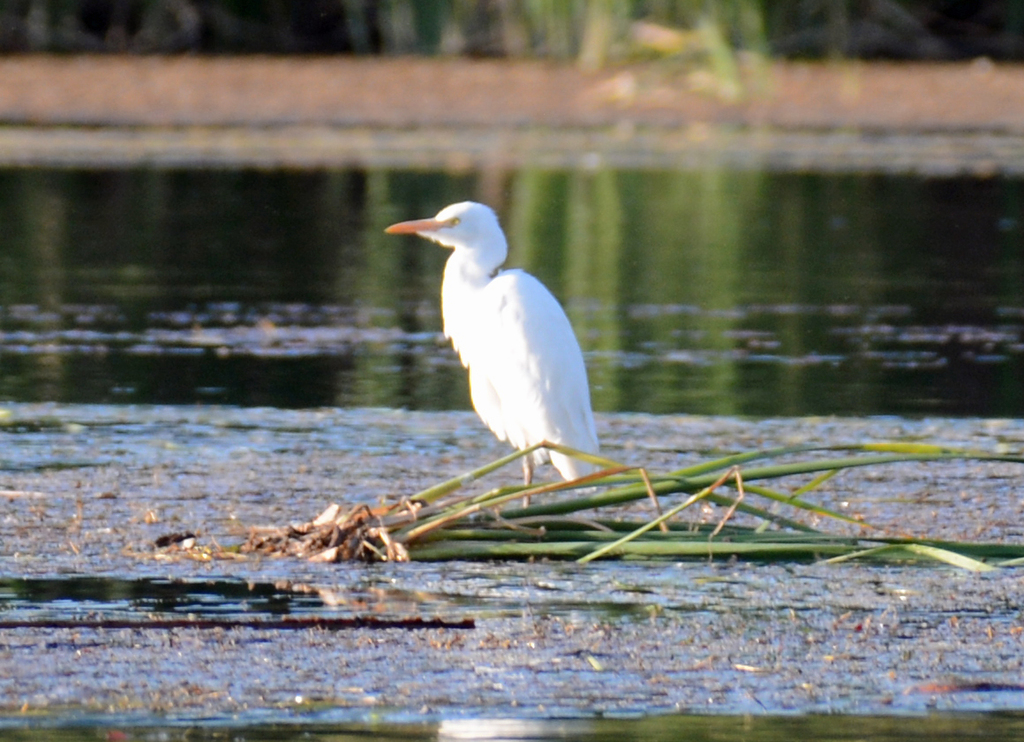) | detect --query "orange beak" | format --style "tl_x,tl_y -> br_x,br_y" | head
384,218 -> 443,235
